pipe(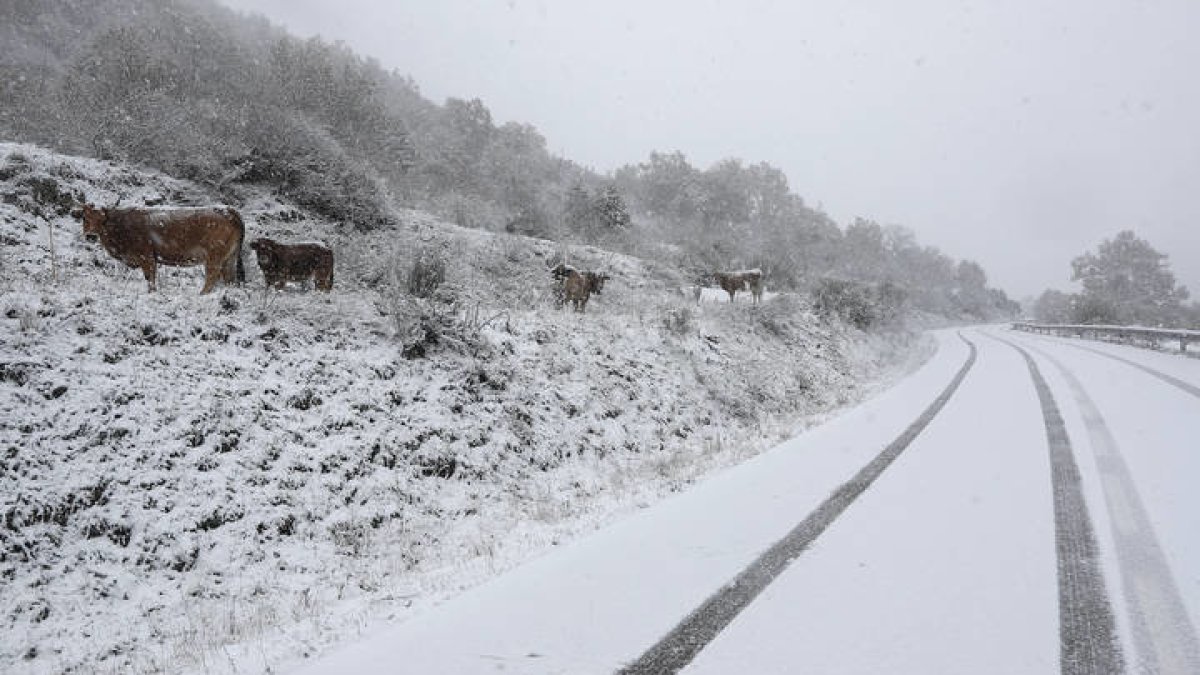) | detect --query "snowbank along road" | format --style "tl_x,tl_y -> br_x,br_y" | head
292,327 -> 1199,675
